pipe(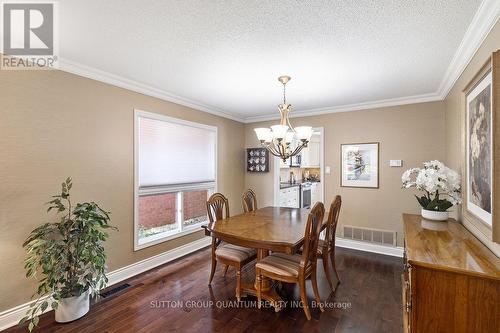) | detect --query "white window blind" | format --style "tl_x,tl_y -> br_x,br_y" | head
138,114 -> 217,187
